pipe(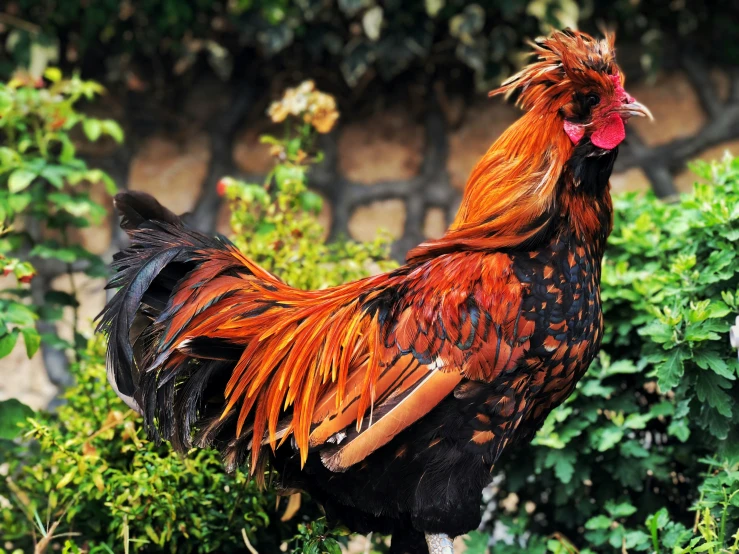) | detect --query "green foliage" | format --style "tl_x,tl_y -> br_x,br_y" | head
574,457 -> 739,553
476,155 -> 739,553
0,399 -> 34,440
287,519 -> 348,554
0,69 -> 120,361
0,339 -> 290,553
4,1 -> 731,95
